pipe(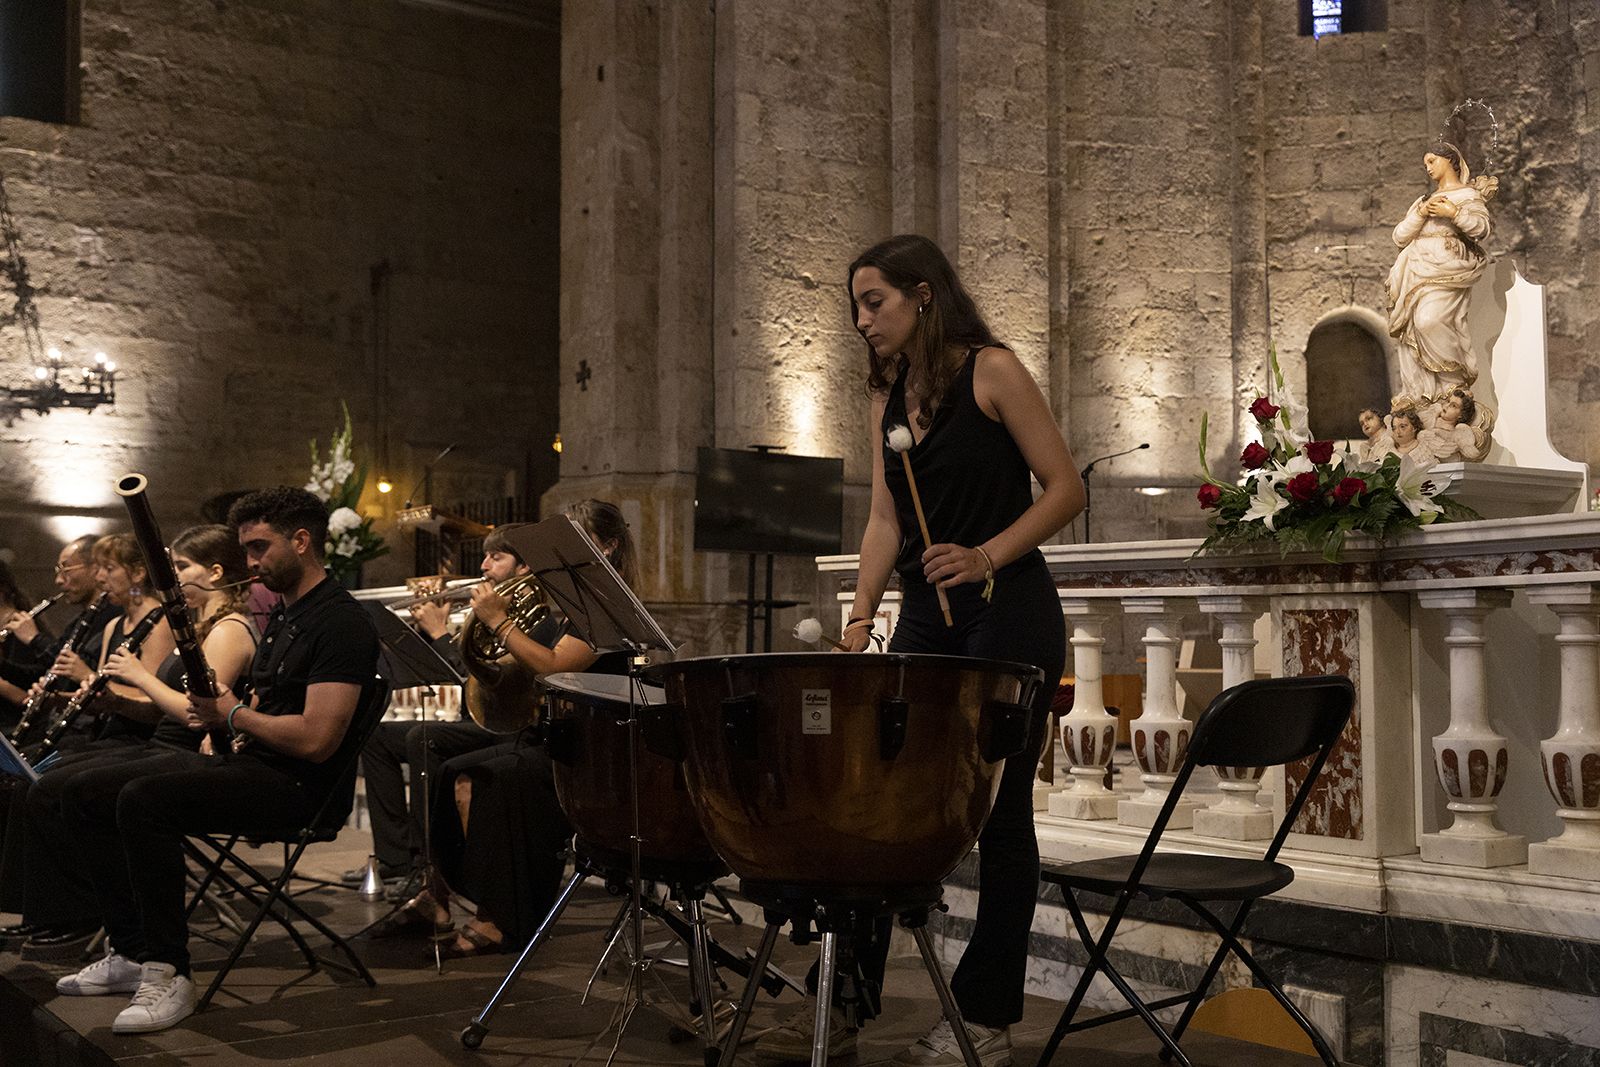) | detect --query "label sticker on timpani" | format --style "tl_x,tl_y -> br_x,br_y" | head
802,689 -> 832,735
